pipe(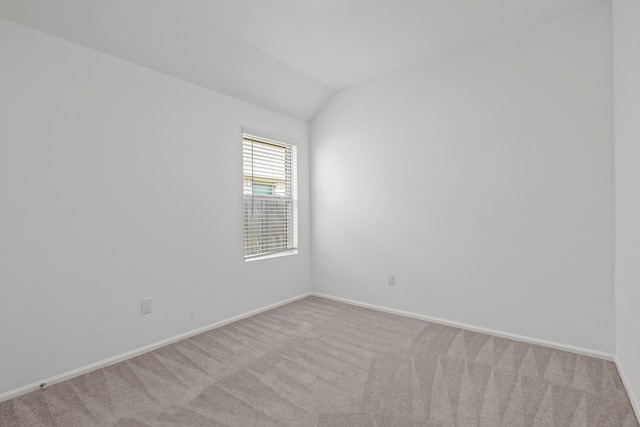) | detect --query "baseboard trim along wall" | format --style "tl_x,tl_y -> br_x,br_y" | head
0,292 -> 312,403
616,356 -> 640,423
3,291 -> 628,408
312,293 -> 616,361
